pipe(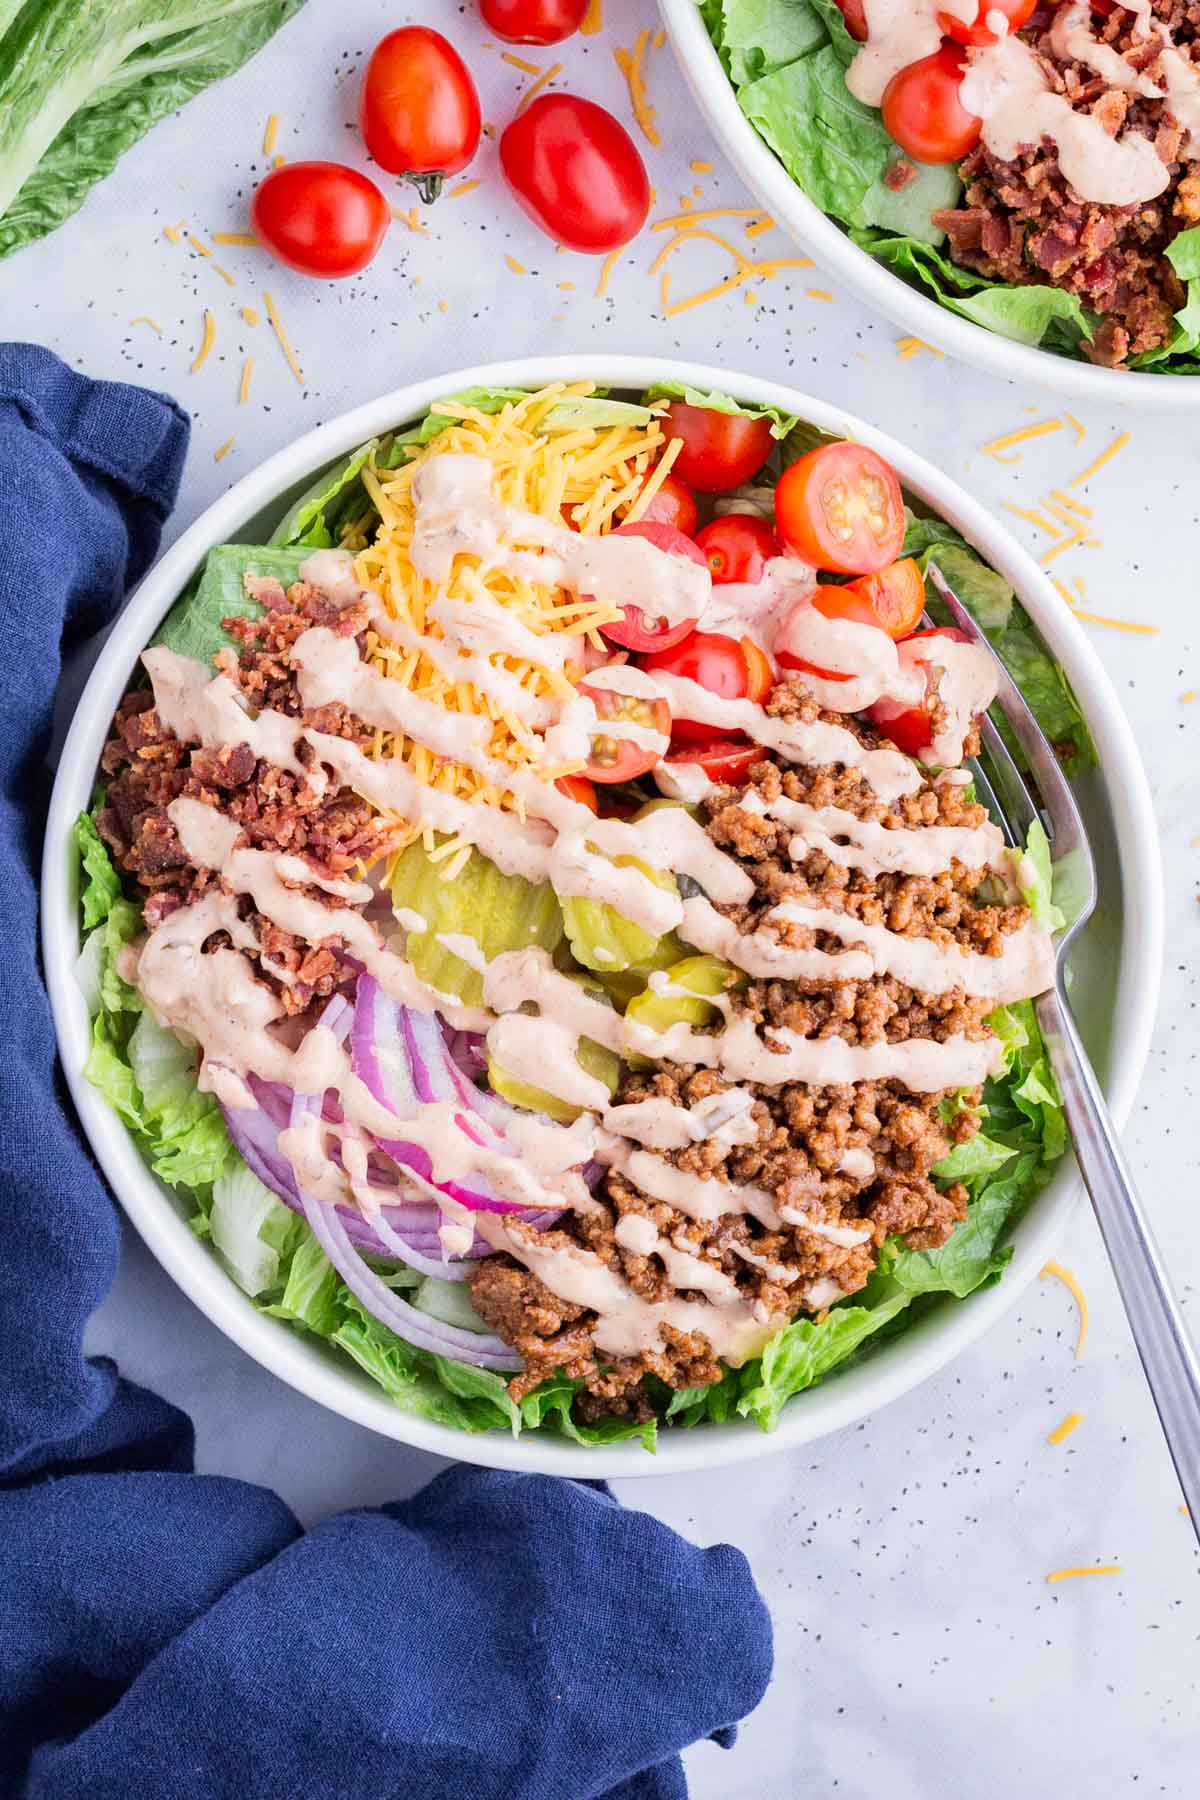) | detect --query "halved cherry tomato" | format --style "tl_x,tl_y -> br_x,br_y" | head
500,94 -> 649,253
555,774 -> 598,811
937,0 -> 1036,47
641,633 -> 772,743
251,162 -> 389,278
832,0 -> 868,39
695,513 -> 779,586
776,586 -> 884,682
597,521 -> 706,654
638,472 -> 699,536
881,47 -> 981,166
579,680 -> 671,782
866,626 -> 969,756
774,442 -> 906,576
665,739 -> 758,784
662,403 -> 775,493
360,27 -> 481,202
479,0 -> 588,44
844,557 -> 926,638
